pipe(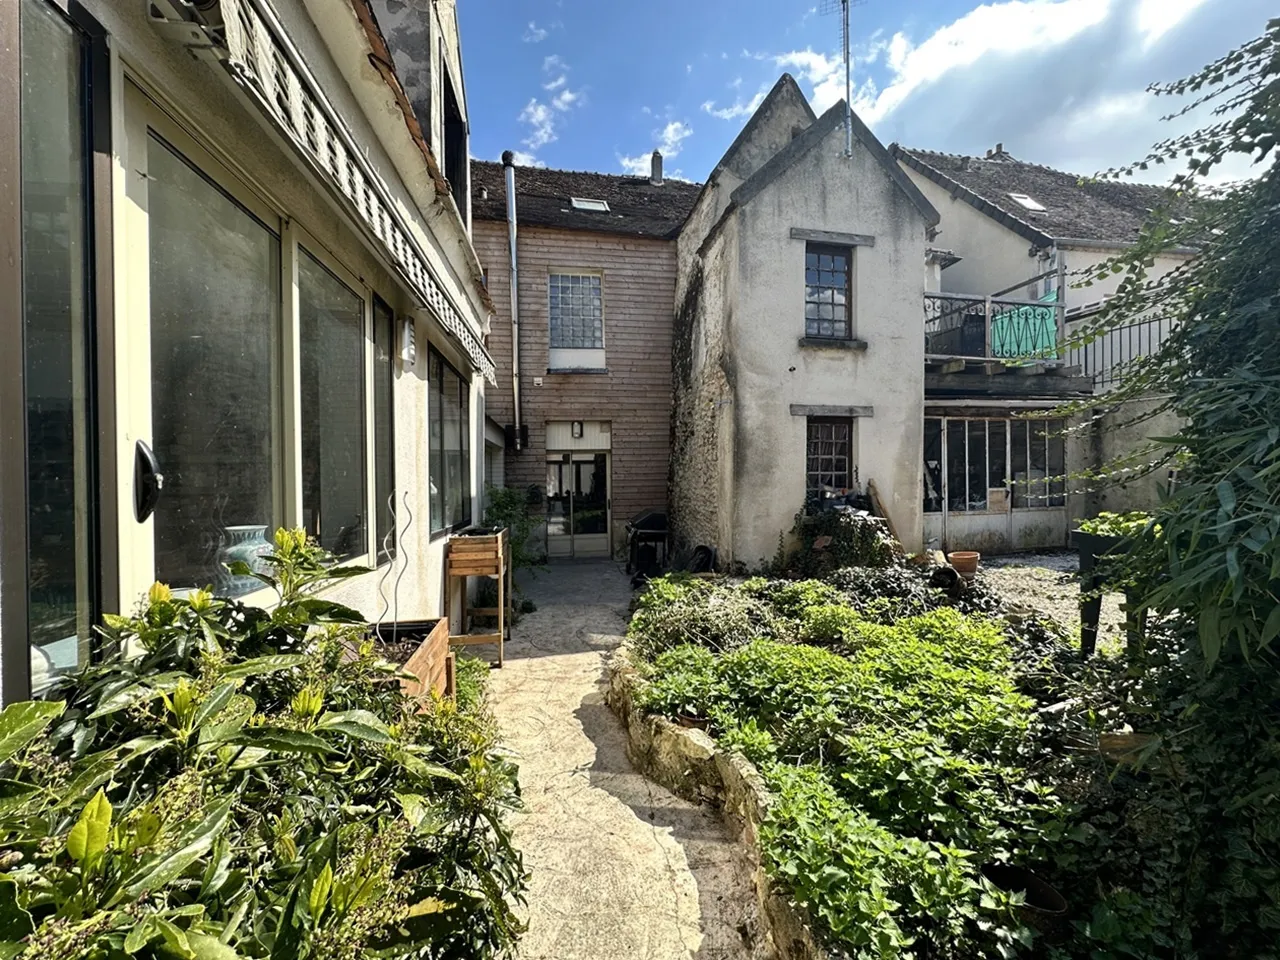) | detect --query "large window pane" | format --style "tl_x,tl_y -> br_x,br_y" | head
21,0 -> 93,693
428,351 -> 444,531
966,421 -> 988,511
443,364 -> 462,528
148,135 -> 280,596
946,419 -> 967,512
299,249 -> 366,559
923,418 -> 942,513
373,297 -> 396,562
429,346 -> 472,534
1011,419 -> 1029,508
1047,419 -> 1066,507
